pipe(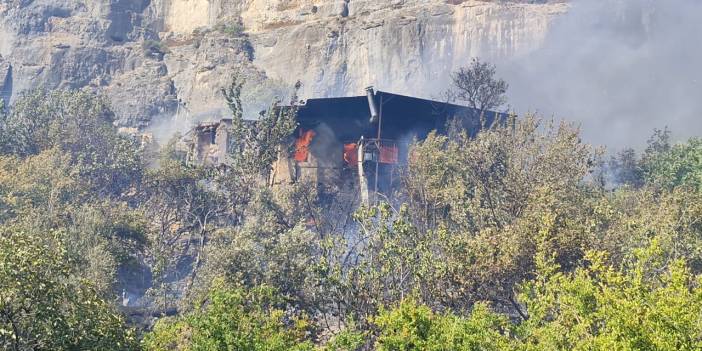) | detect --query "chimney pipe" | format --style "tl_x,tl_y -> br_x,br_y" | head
366,86 -> 379,124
